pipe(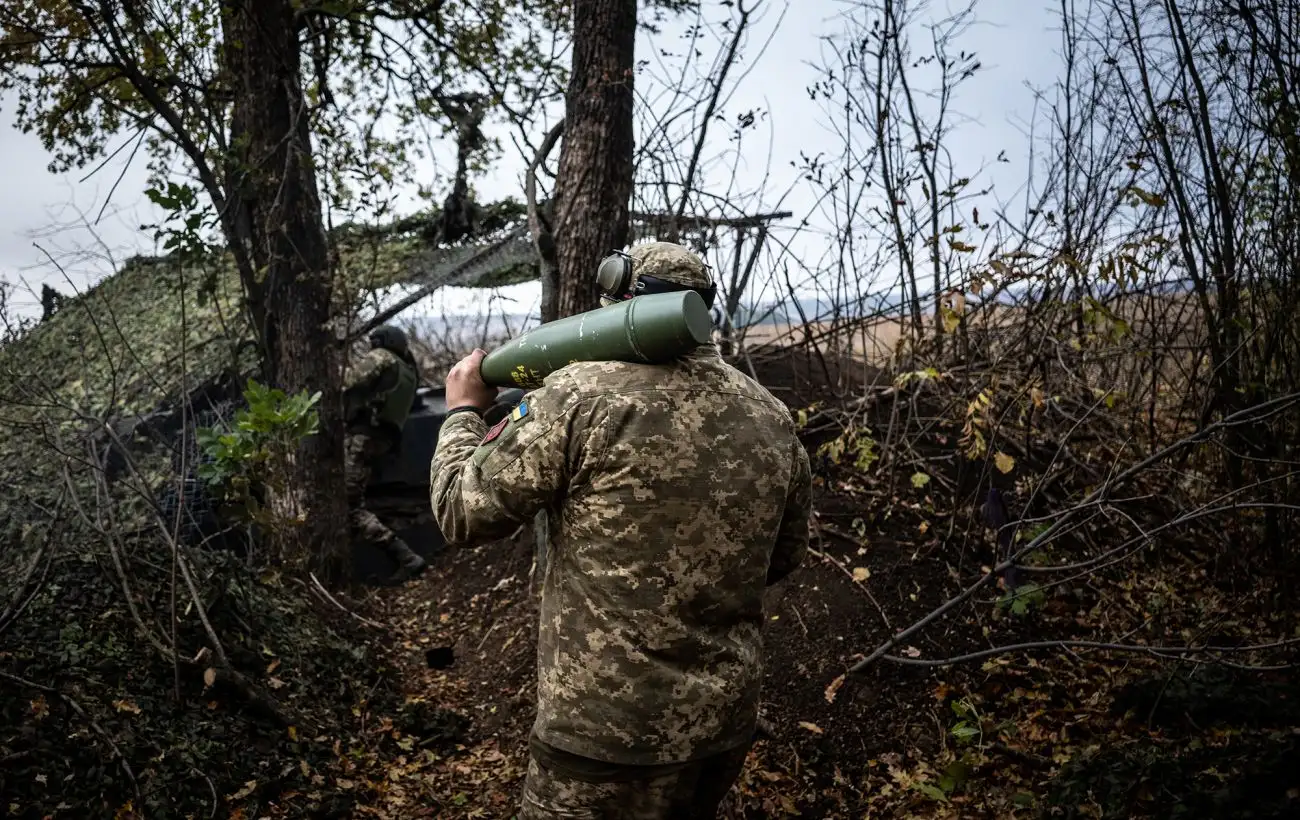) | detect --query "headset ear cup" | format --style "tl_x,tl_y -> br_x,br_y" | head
595,254 -> 616,297
595,252 -> 633,301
